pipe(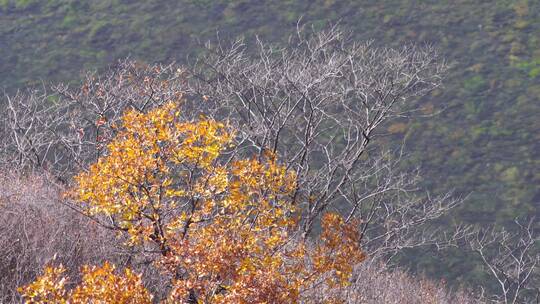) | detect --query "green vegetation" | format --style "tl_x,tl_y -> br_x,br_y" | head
1,0 -> 539,293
